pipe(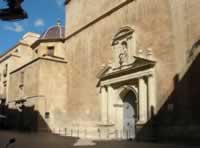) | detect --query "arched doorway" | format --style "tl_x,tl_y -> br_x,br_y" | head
123,91 -> 138,139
